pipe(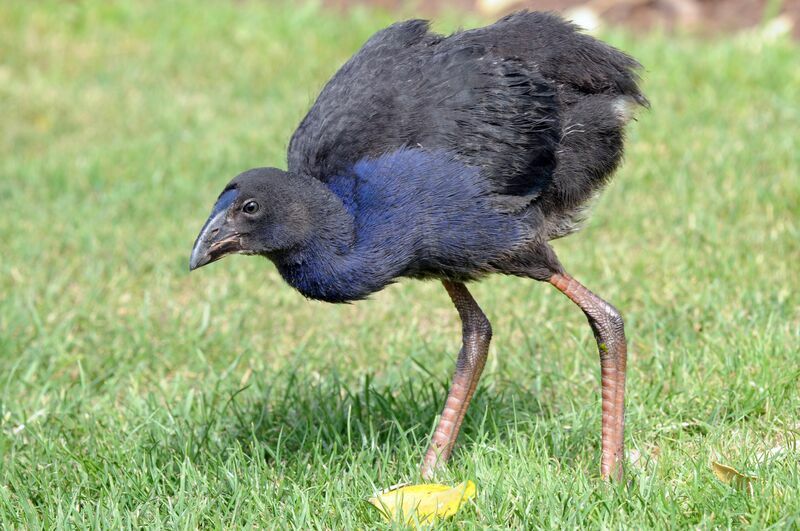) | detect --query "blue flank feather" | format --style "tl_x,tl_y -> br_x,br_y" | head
280,148 -> 528,303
